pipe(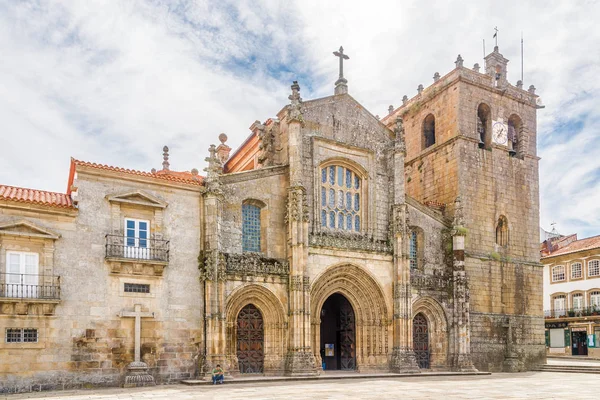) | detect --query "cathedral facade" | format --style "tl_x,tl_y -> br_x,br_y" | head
0,46 -> 544,392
